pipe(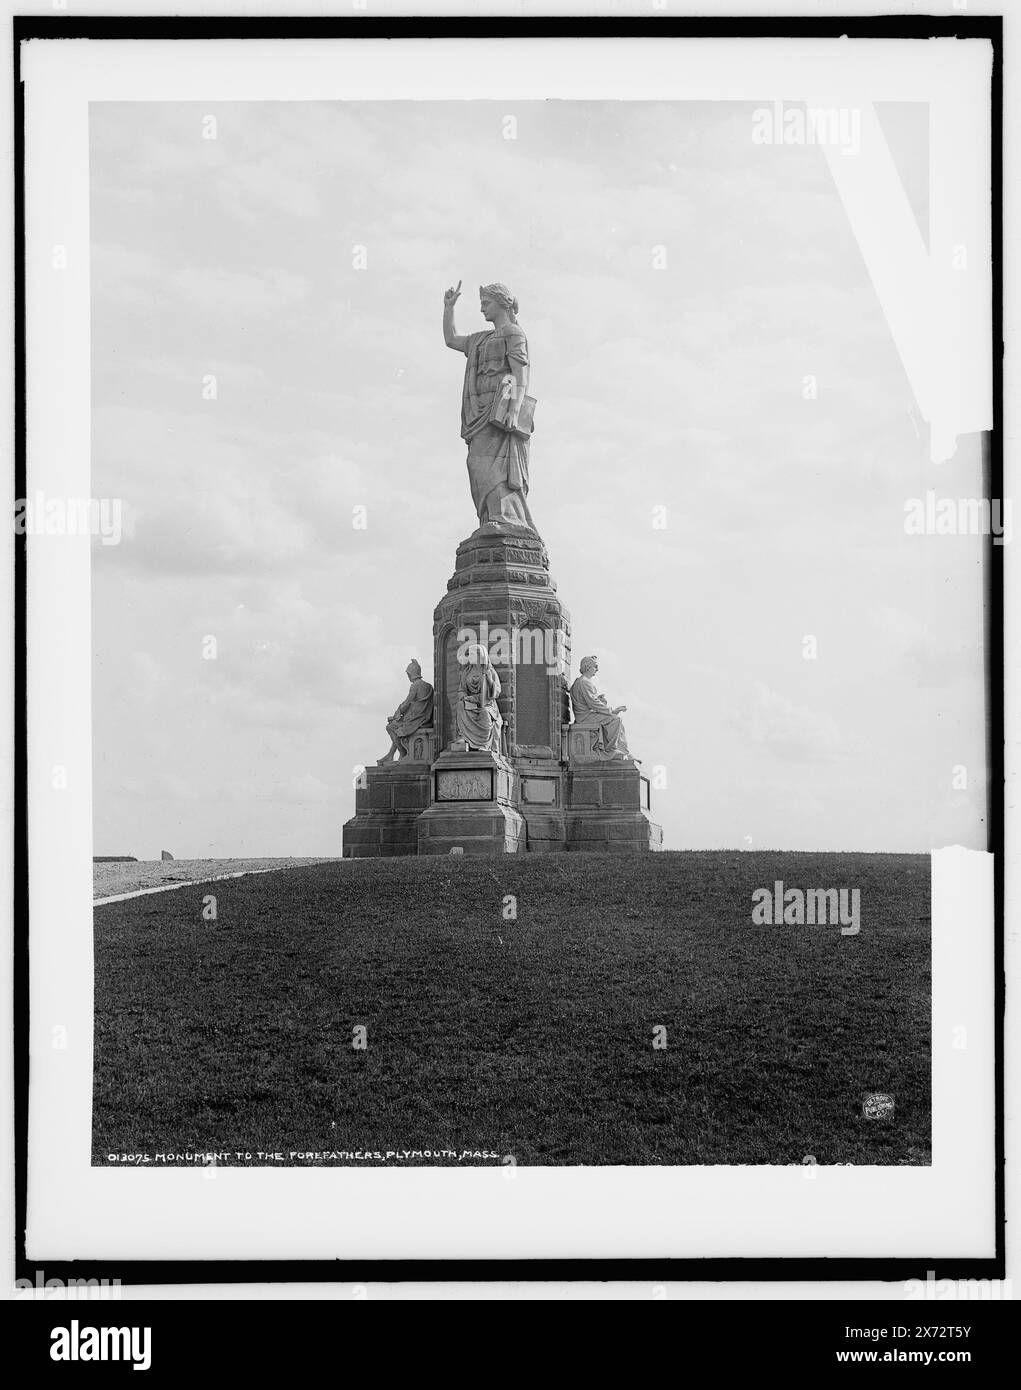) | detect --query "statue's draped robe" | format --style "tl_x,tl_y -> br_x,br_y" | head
569,675 -> 631,758
455,663 -> 502,754
388,678 -> 434,739
461,326 -> 535,530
